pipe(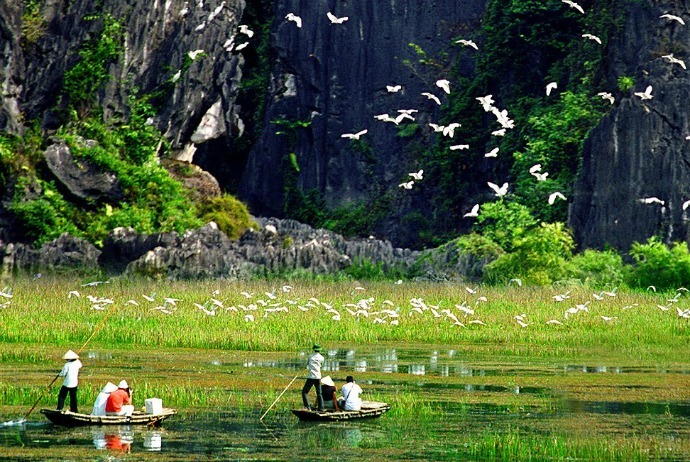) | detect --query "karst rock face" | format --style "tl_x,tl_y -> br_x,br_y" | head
569,1 -> 690,252
240,0 -> 488,247
2,0 -> 690,256
1,0 -> 246,151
